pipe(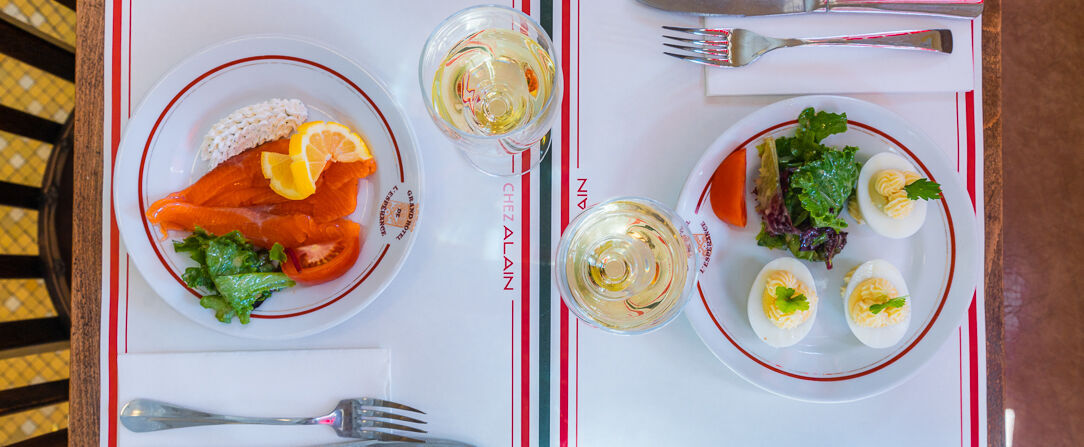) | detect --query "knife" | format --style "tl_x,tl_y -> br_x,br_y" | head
315,439 -> 475,447
637,0 -> 983,18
